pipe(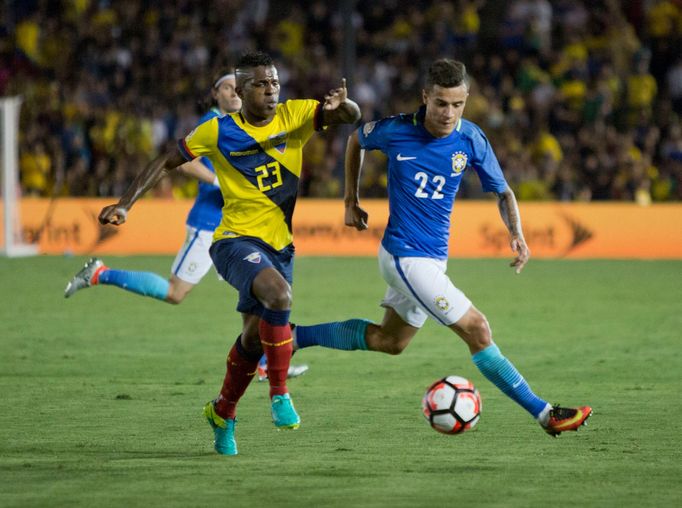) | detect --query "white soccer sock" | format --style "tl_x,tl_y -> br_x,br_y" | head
536,403 -> 552,427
